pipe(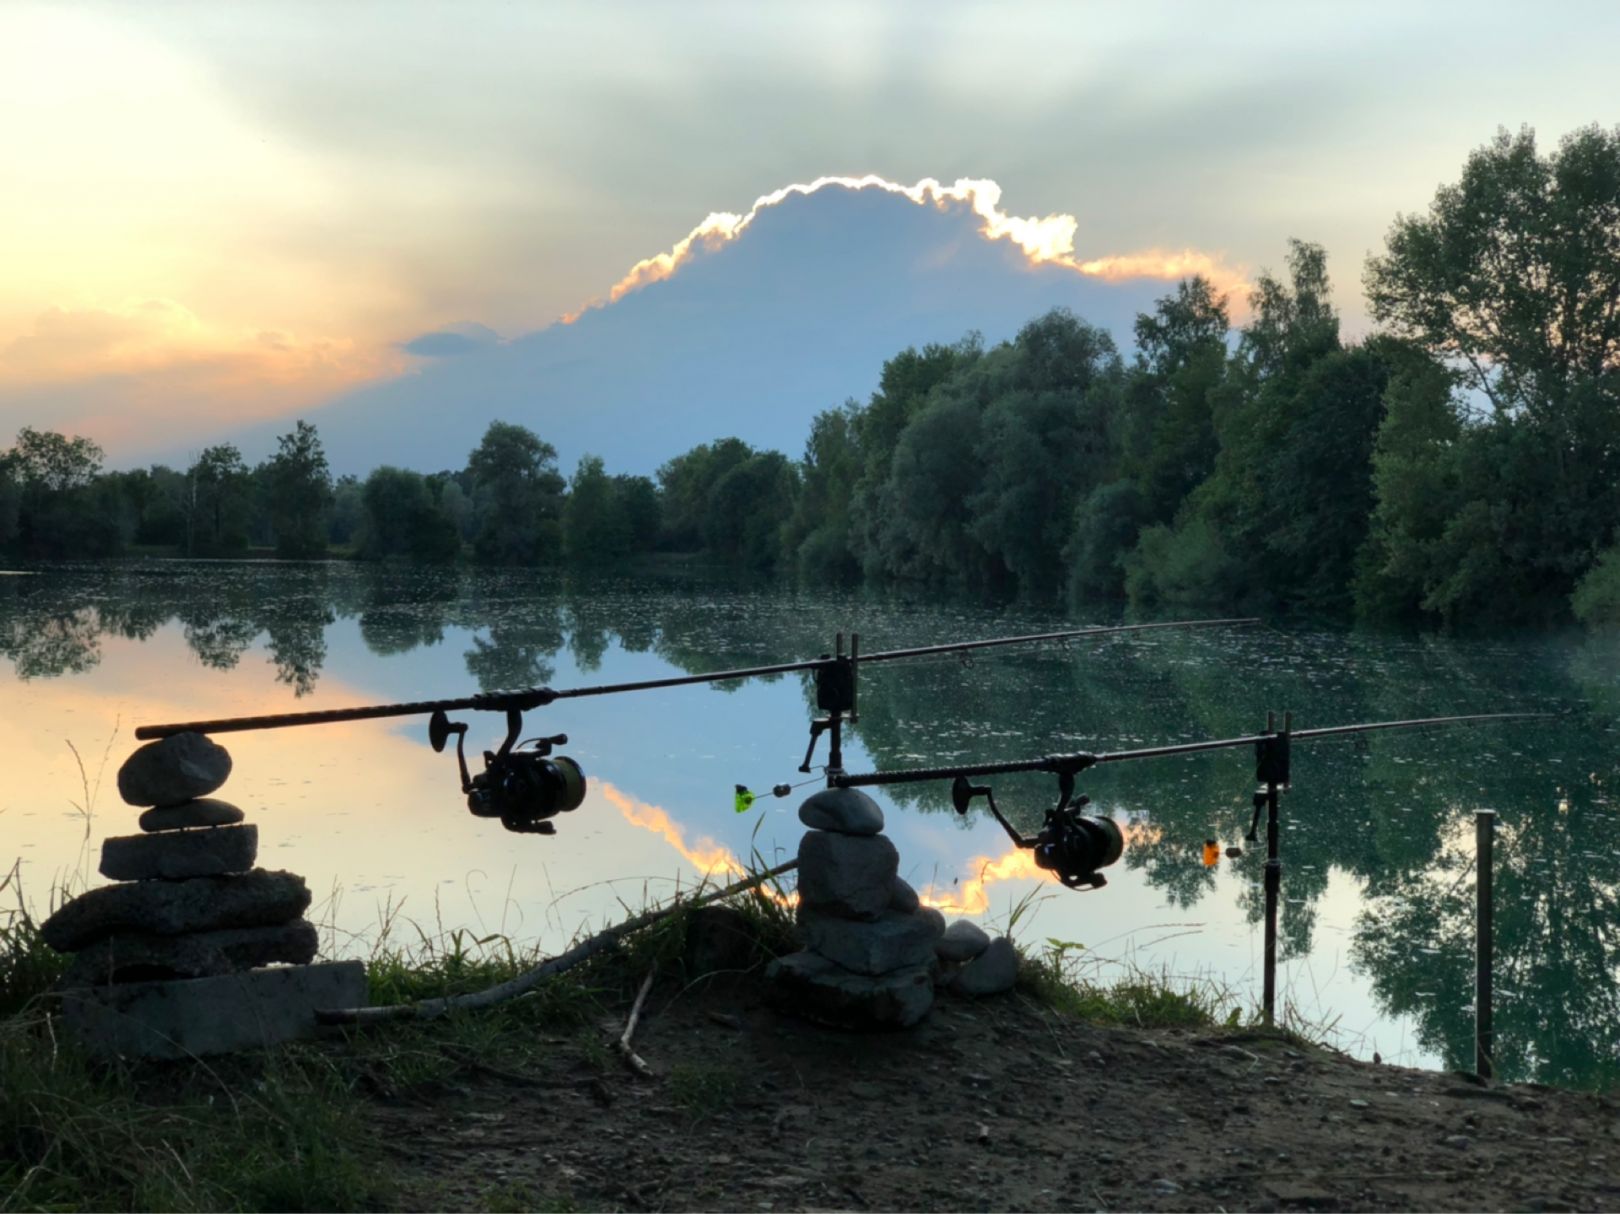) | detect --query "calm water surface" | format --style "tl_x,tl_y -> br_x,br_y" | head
4,561 -> 1617,1087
